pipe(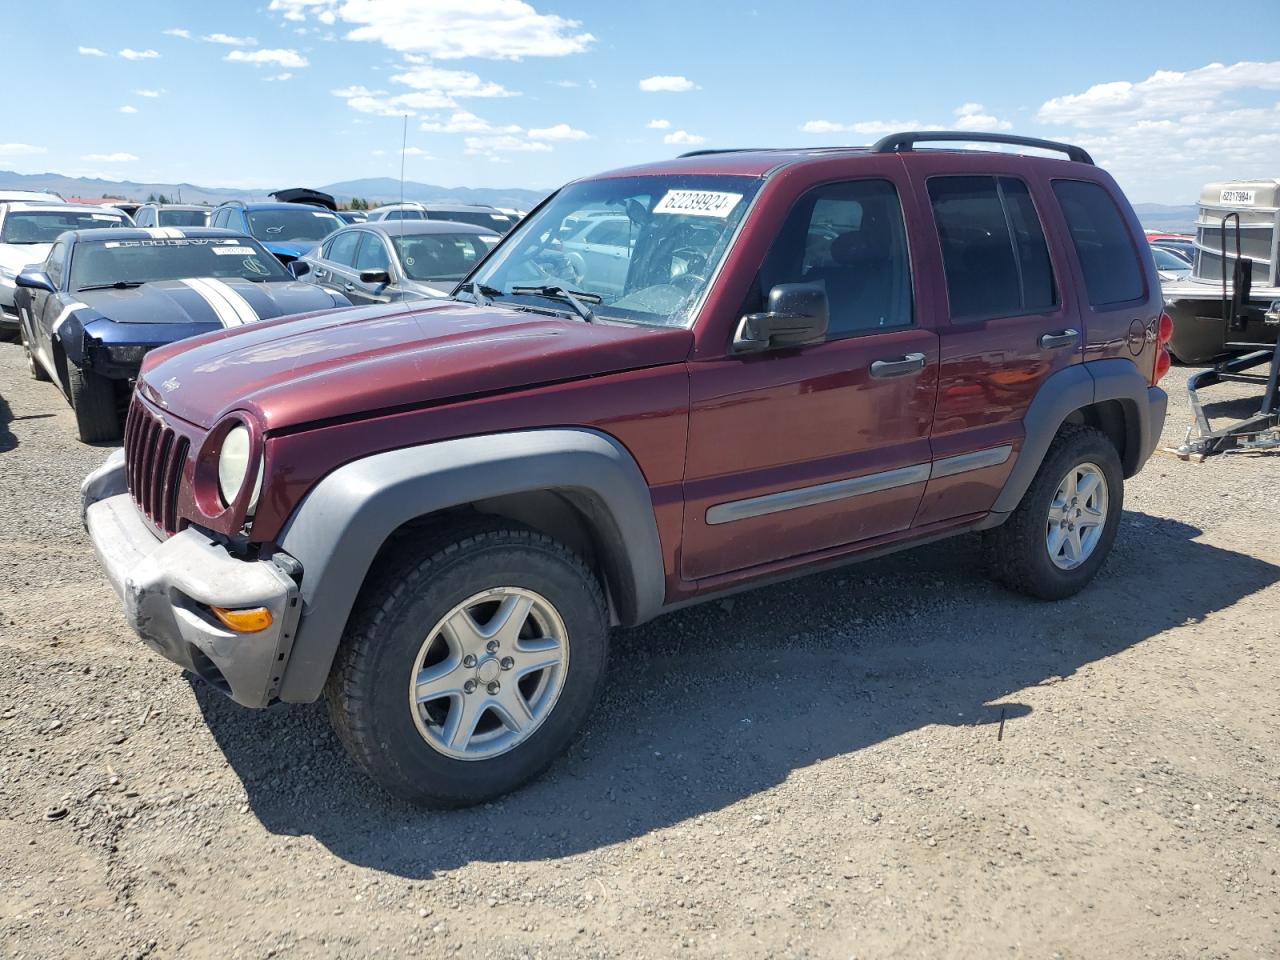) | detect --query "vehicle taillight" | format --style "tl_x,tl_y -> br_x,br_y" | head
1153,311 -> 1174,384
